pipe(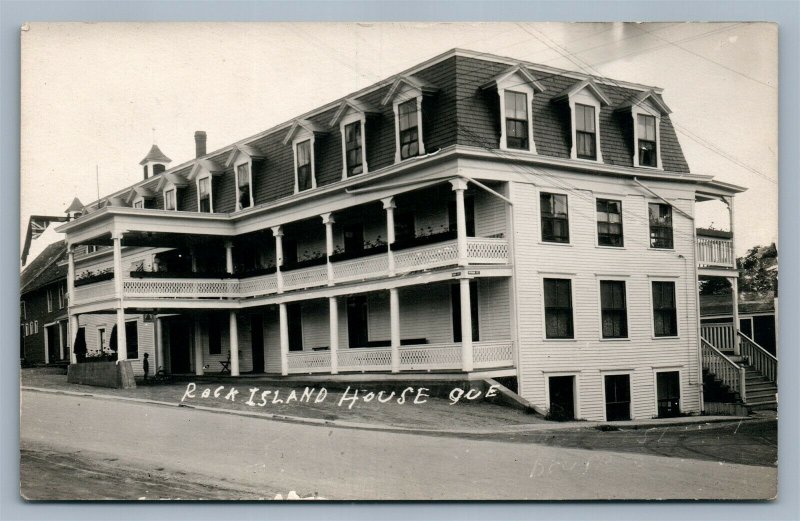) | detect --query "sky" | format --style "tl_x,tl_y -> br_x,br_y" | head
19,22 -> 778,265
